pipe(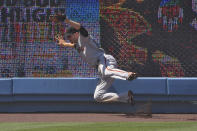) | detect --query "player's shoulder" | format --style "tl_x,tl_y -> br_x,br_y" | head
79,26 -> 89,37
